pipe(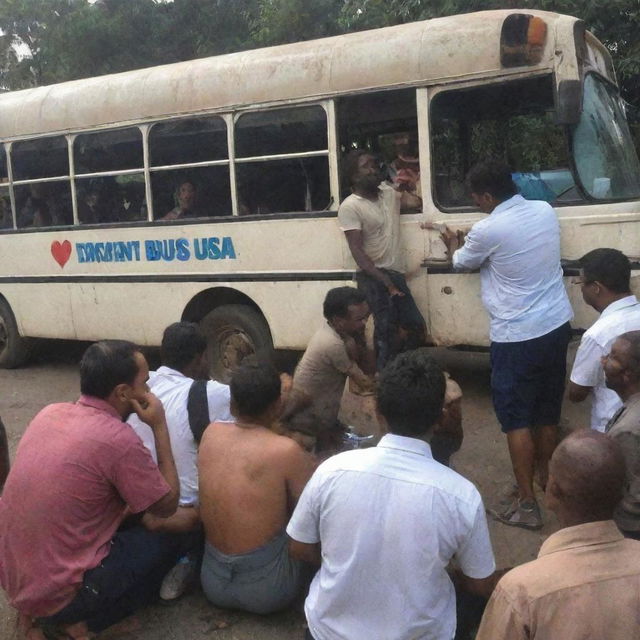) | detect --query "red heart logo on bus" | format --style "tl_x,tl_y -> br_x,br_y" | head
51,240 -> 72,268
